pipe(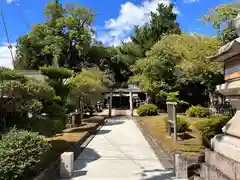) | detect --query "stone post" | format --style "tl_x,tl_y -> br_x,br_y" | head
174,153 -> 188,179
60,152 -> 74,178
109,91 -> 113,117
129,91 -> 133,116
166,101 -> 177,143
